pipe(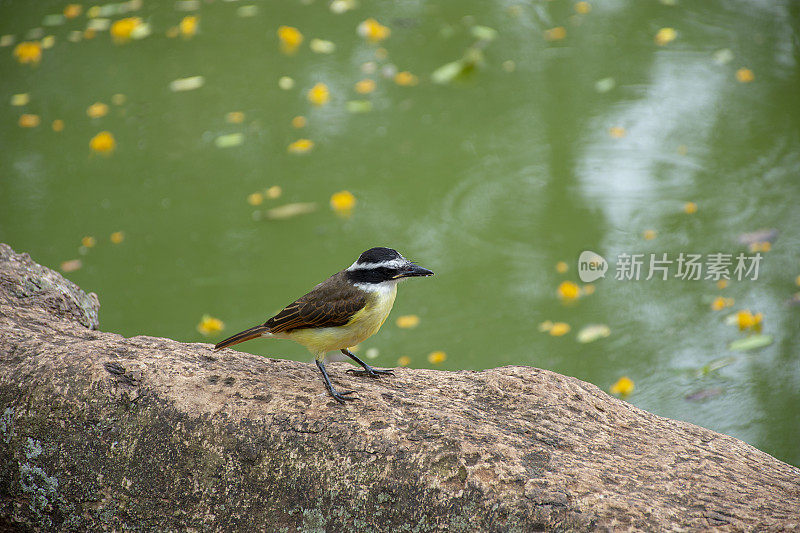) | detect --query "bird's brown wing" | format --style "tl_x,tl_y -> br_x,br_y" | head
265,271 -> 367,333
